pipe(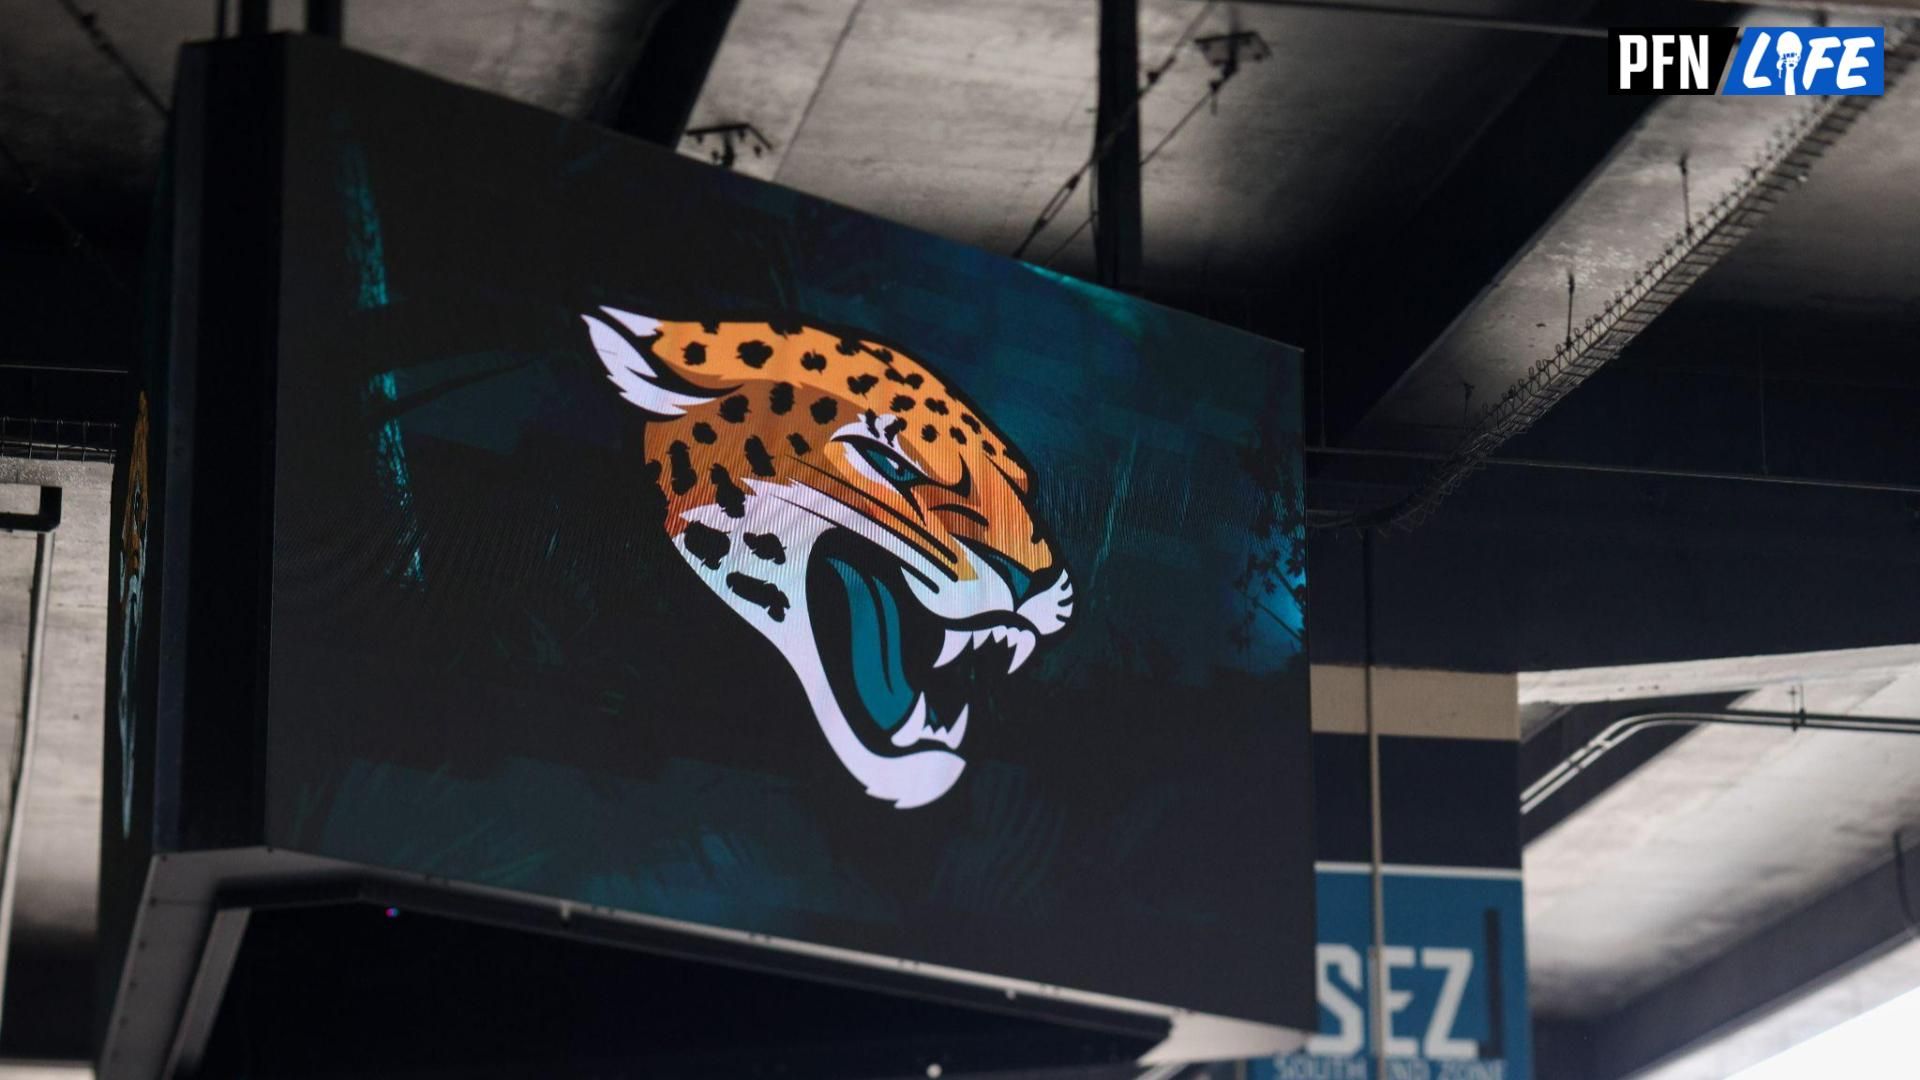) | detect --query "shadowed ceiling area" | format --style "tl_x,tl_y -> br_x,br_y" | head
3,0 -> 1919,1074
